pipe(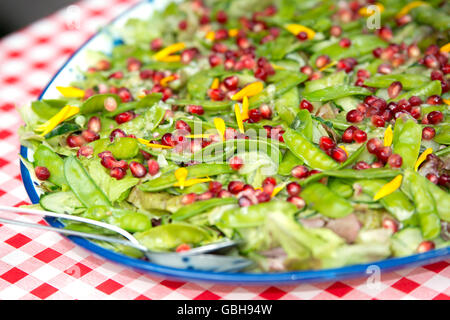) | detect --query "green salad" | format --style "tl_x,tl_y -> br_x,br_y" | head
19,0 -> 450,272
